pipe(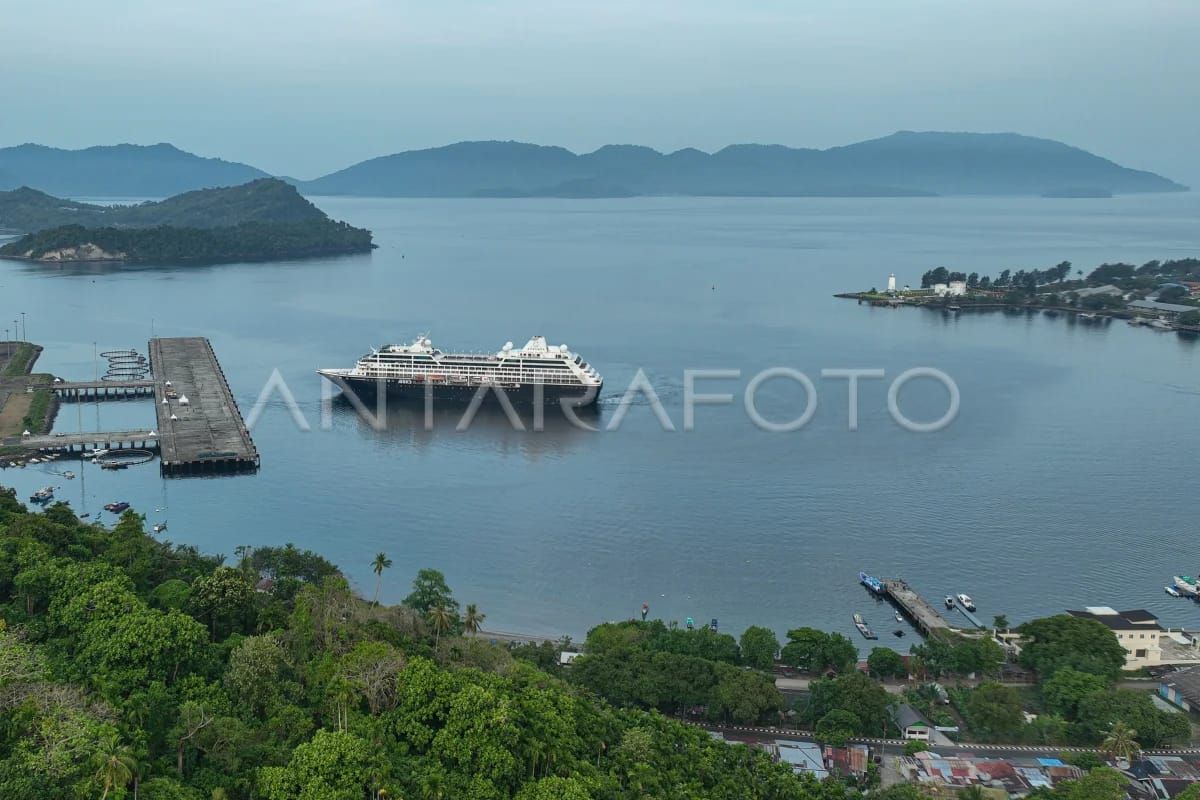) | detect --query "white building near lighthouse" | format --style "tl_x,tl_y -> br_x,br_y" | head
932,281 -> 967,297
